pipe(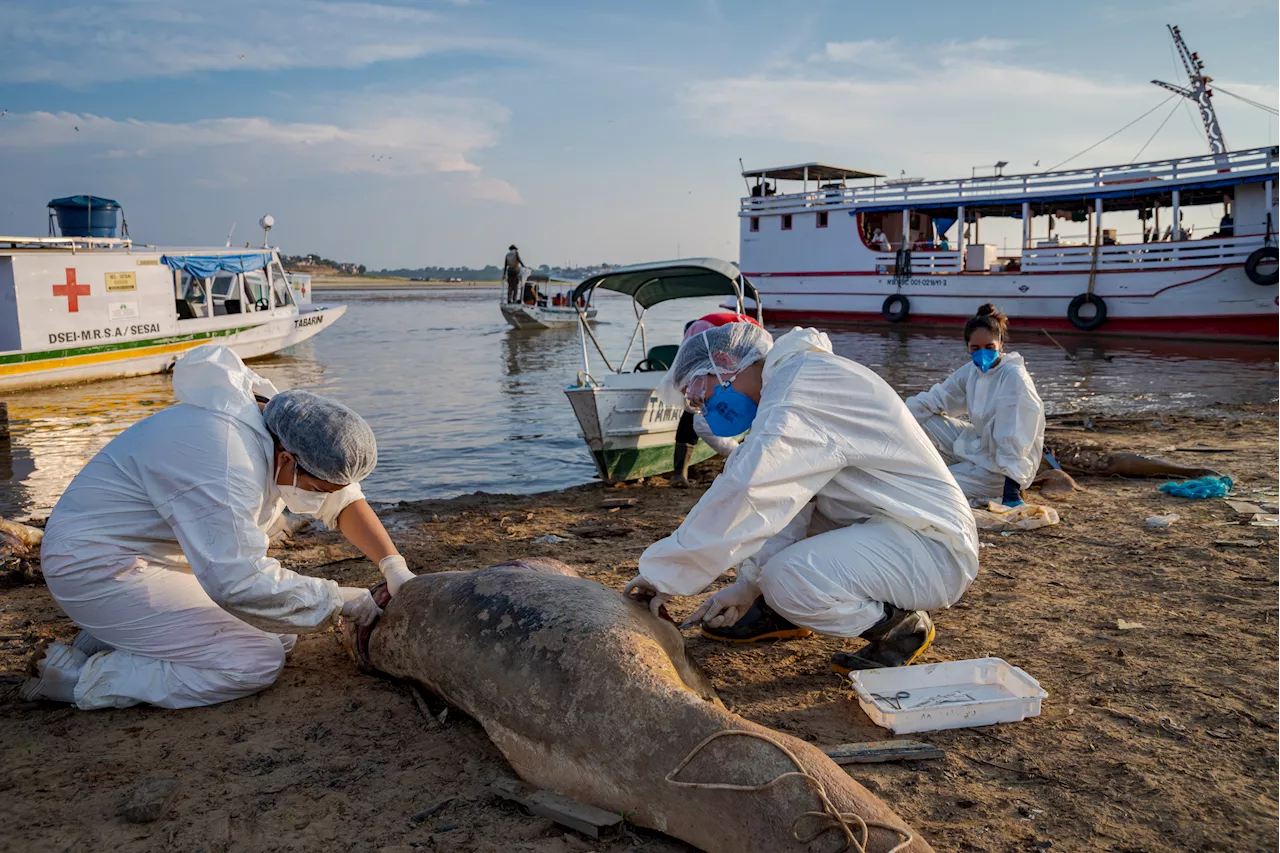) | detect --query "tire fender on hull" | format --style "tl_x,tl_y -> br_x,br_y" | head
1067,293 -> 1107,331
882,294 -> 910,323
1244,246 -> 1279,286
